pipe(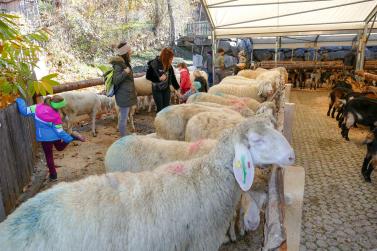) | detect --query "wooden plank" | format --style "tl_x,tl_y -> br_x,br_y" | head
264,167 -> 286,250
283,103 -> 295,144
0,103 -> 36,215
6,104 -> 34,187
0,108 -> 19,213
283,166 -> 305,251
0,184 -> 6,222
284,84 -> 292,103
